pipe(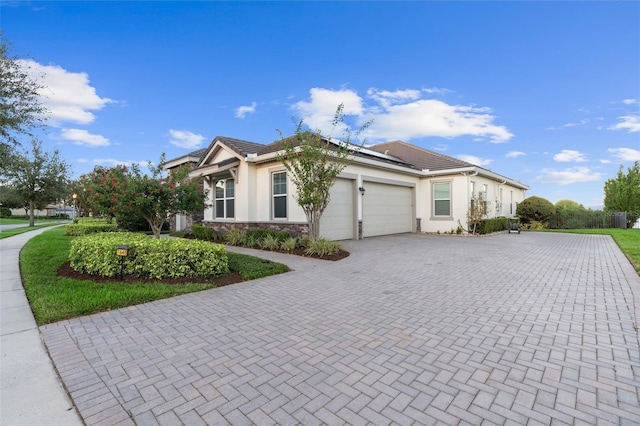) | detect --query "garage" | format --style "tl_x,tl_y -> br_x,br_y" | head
362,181 -> 413,237
319,178 -> 355,240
